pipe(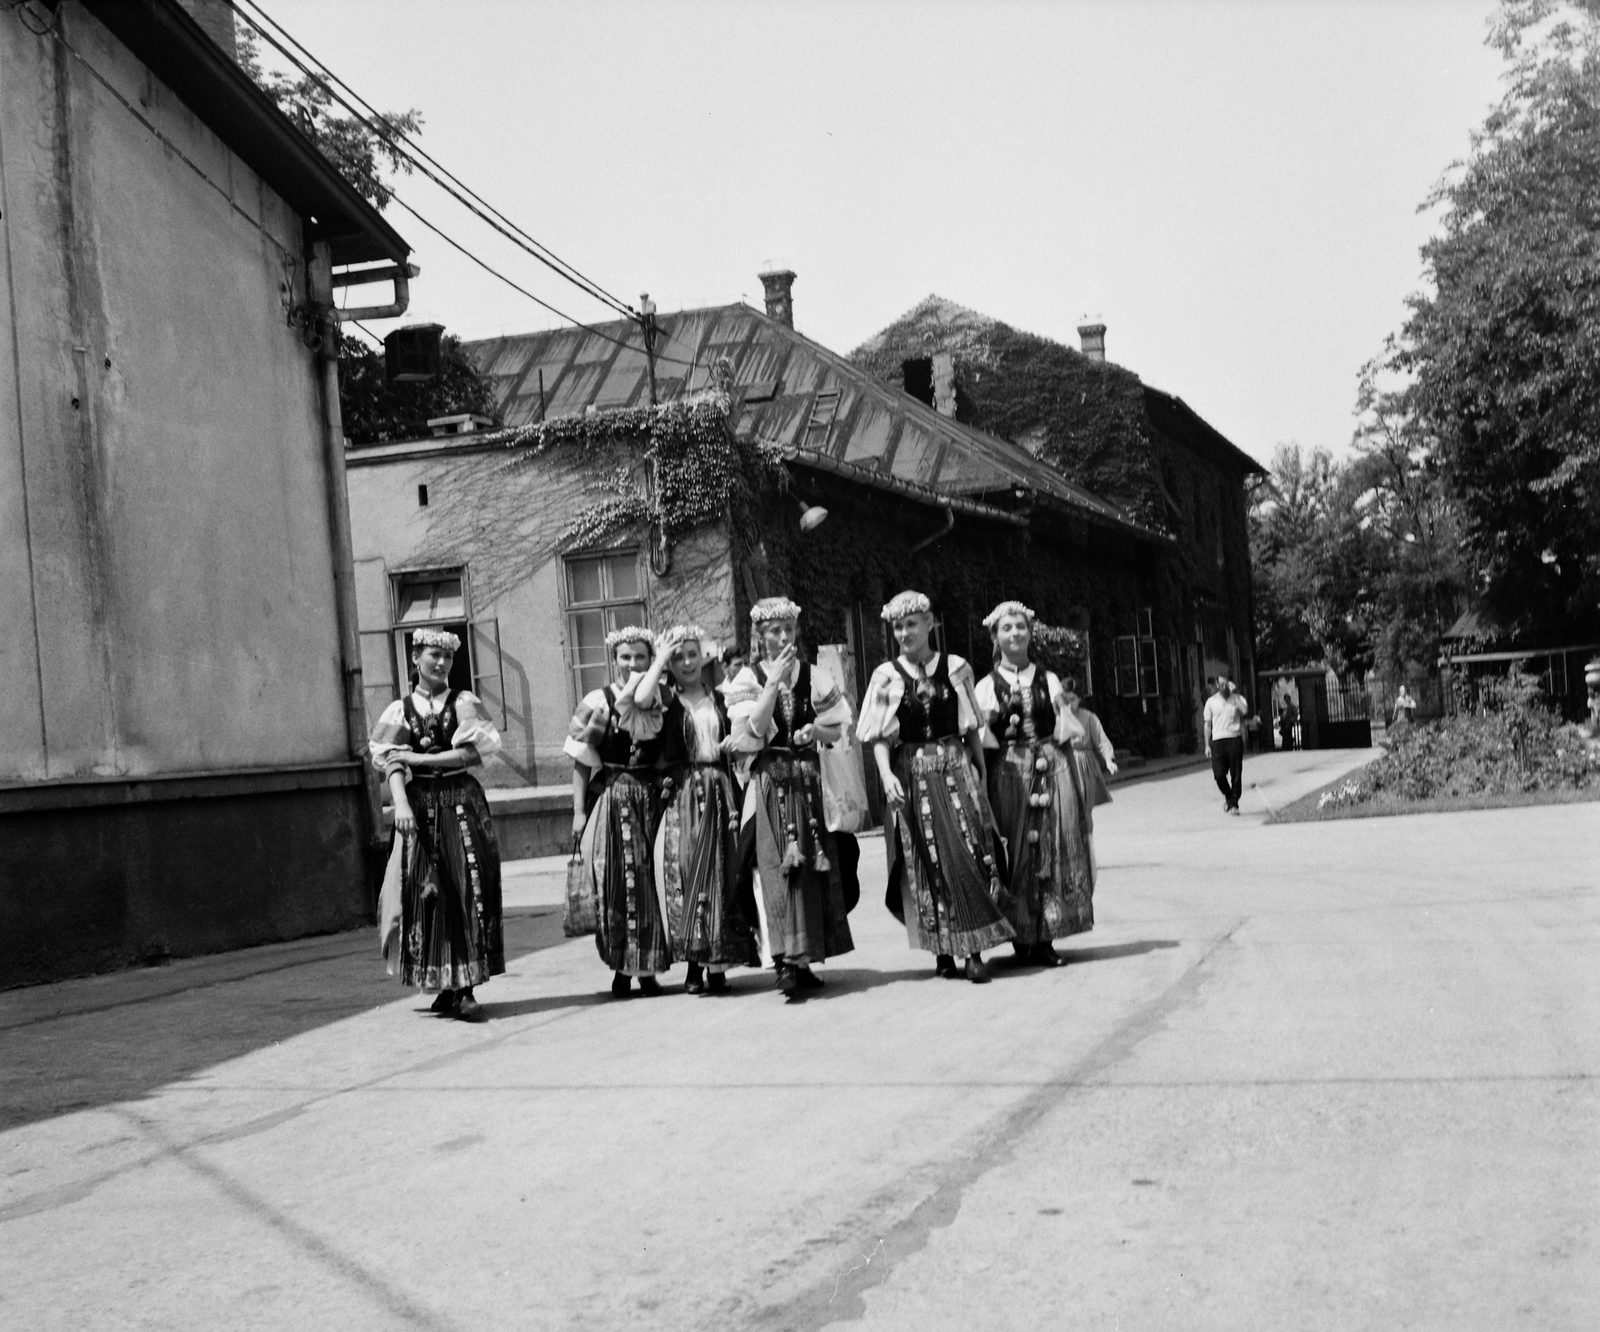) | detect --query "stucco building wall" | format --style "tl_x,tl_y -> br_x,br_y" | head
347,438 -> 736,787
0,6 -> 347,781
0,5 -> 369,985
